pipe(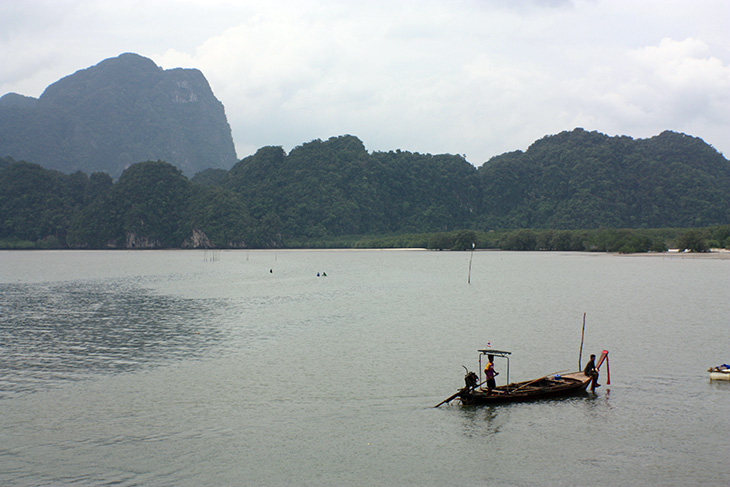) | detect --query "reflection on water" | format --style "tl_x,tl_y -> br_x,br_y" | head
0,279 -> 227,397
456,392 -> 599,440
709,380 -> 730,391
459,404 -> 507,438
